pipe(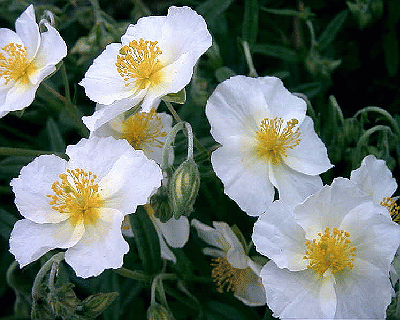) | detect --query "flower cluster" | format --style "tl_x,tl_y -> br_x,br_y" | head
2,3 -> 400,320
